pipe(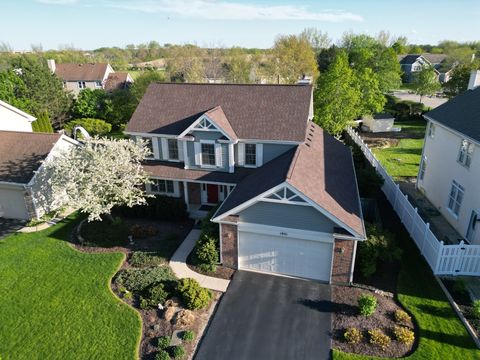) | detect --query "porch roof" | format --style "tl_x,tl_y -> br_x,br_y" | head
143,160 -> 256,184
